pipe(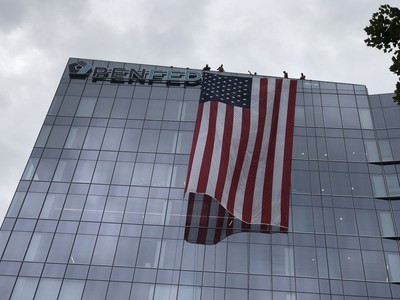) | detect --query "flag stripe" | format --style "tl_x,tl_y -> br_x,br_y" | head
280,80 -> 298,228
226,108 -> 251,215
197,194 -> 212,244
262,79 -> 283,224
185,103 -> 204,193
242,77 -> 268,221
215,105 -> 234,200
197,101 -> 218,192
